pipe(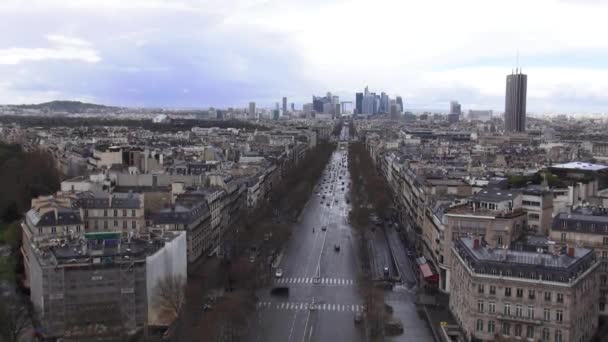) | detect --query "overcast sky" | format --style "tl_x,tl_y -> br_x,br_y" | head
1,0 -> 608,113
